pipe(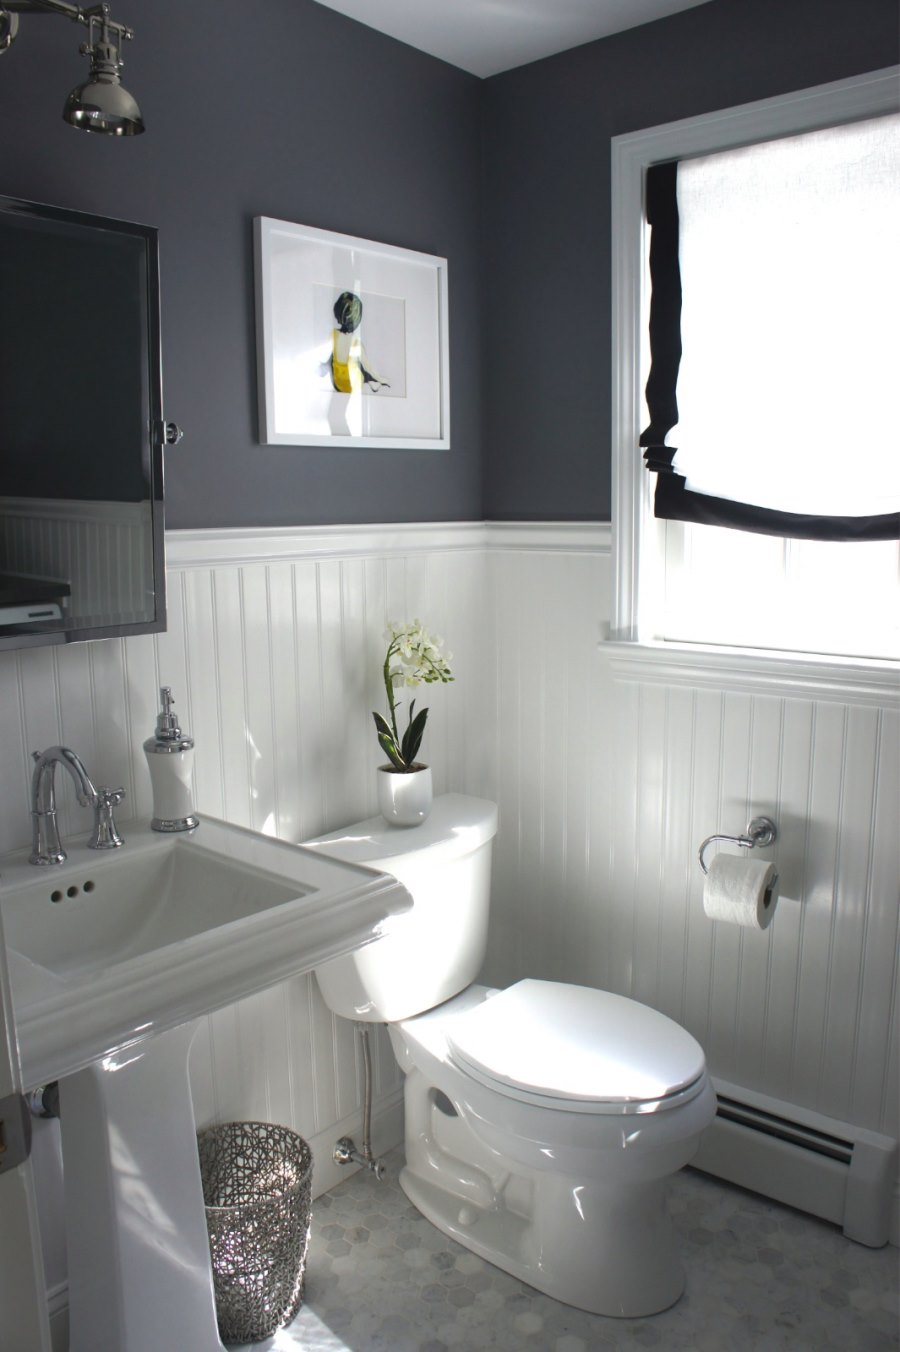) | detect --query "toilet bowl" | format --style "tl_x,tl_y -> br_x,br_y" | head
305,794 -> 716,1317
